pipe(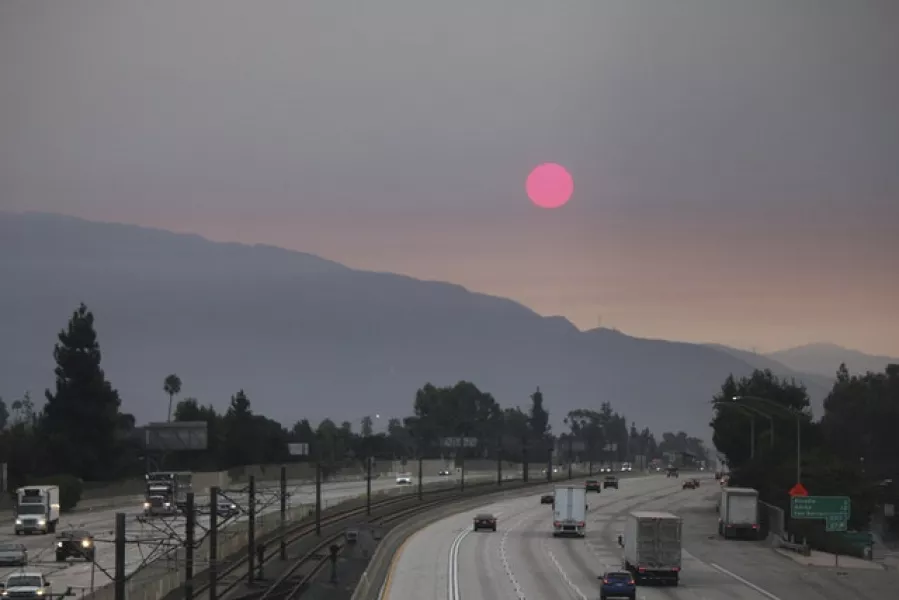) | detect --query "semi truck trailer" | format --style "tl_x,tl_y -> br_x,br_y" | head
552,485 -> 587,537
718,487 -> 760,539
622,511 -> 682,585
